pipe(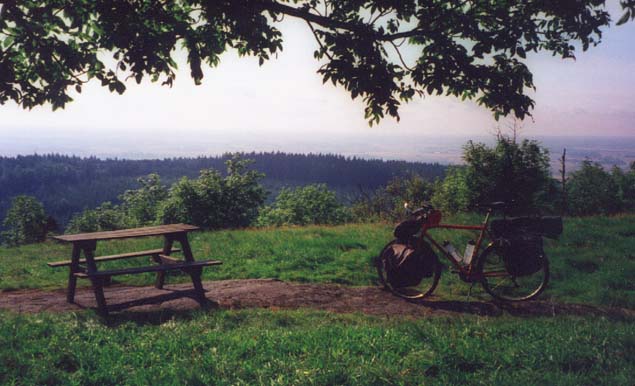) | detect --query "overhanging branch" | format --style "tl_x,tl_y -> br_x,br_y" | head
265,1 -> 425,41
